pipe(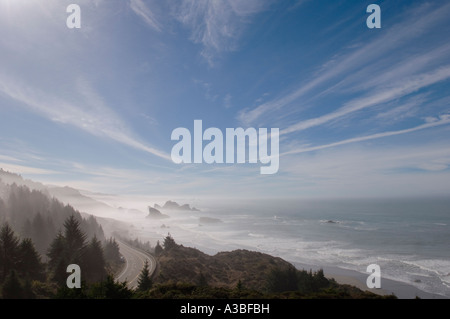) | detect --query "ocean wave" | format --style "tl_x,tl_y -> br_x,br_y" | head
128,202 -> 450,297
402,259 -> 450,278
405,271 -> 432,278
248,232 -> 266,238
